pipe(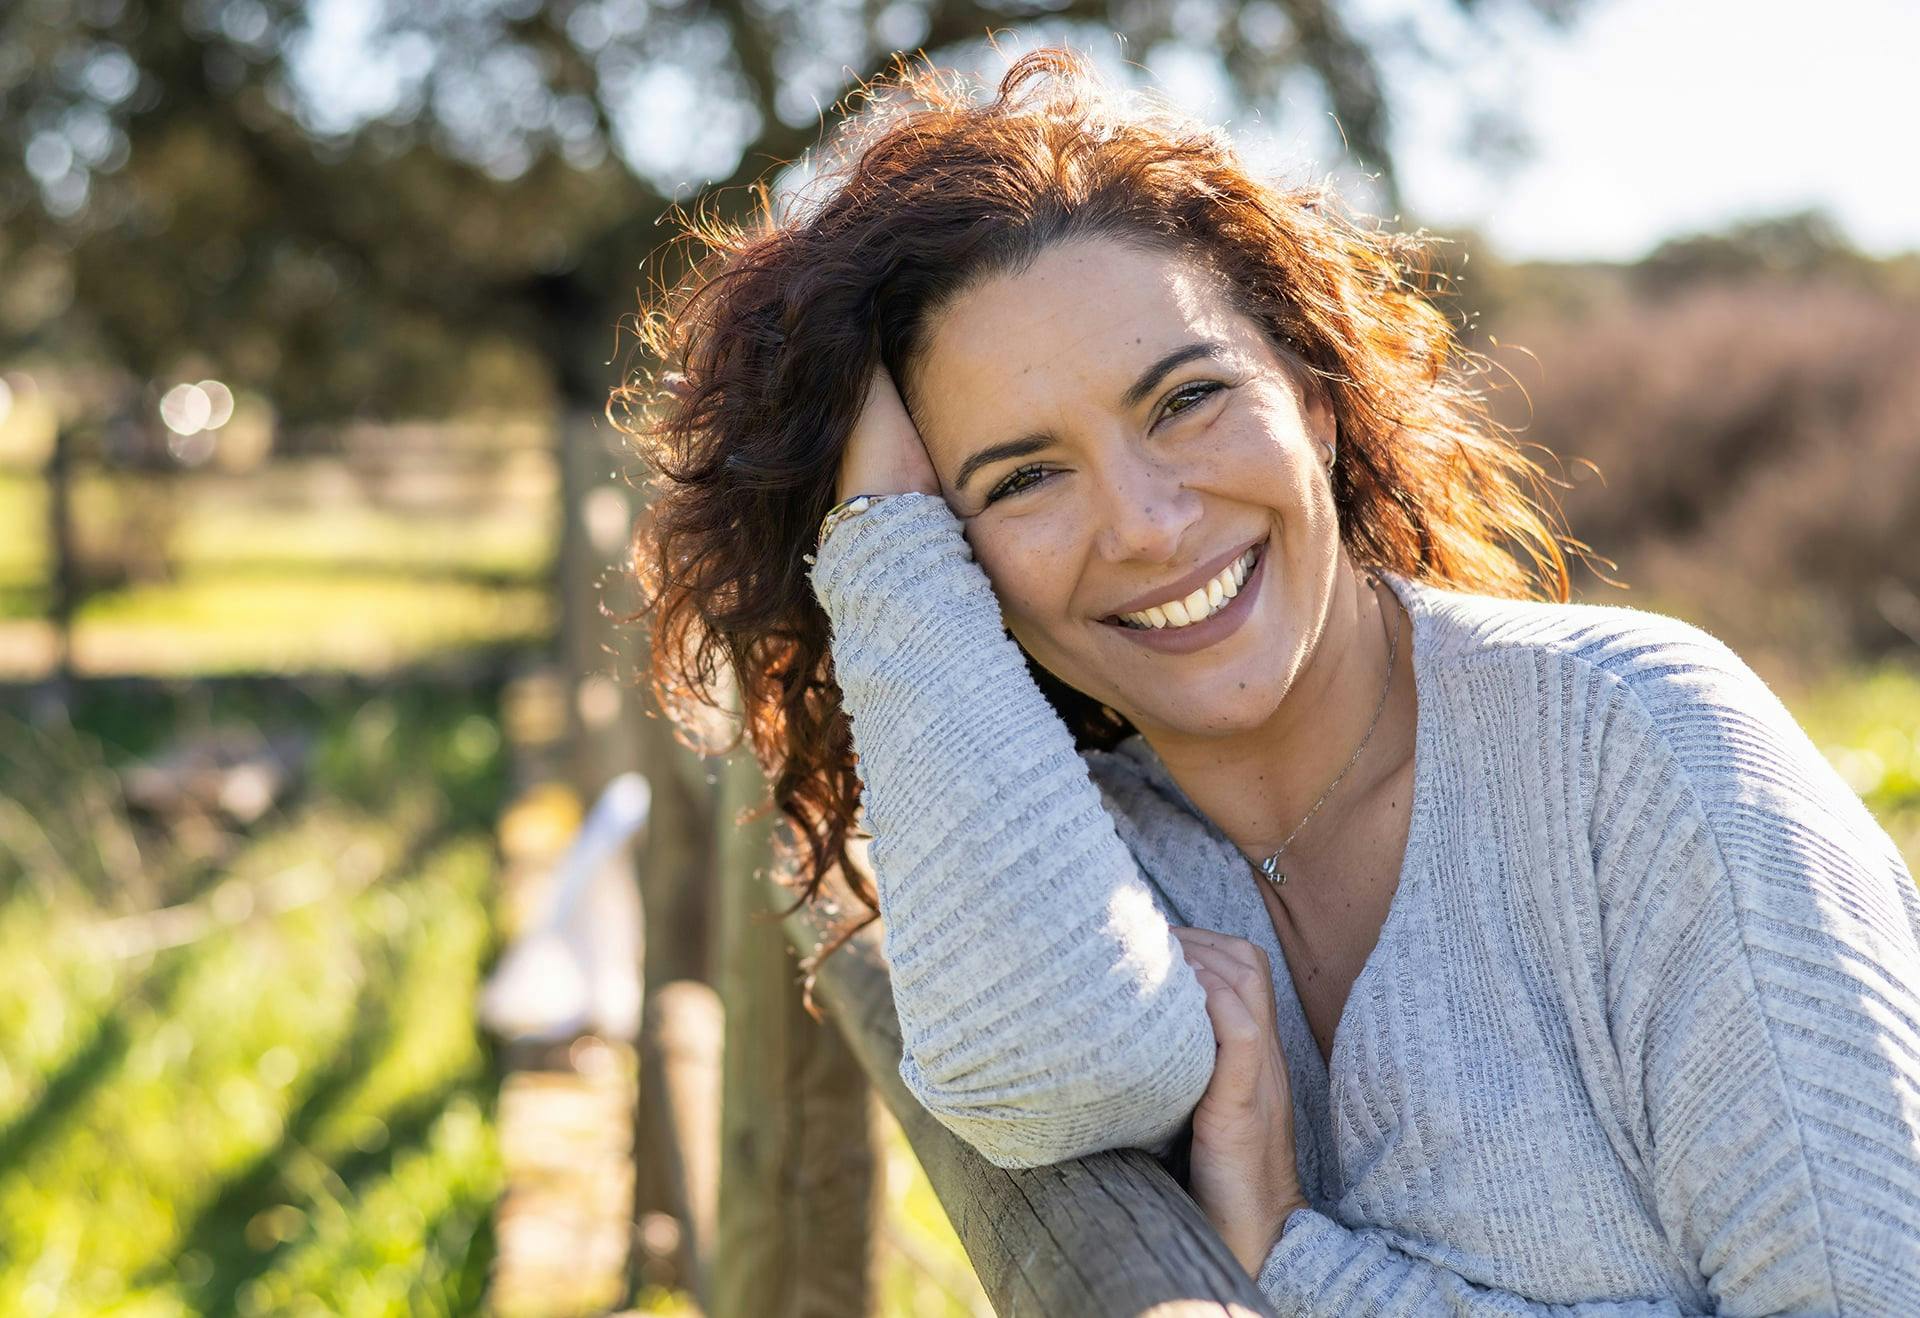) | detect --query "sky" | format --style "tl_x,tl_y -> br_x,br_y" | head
293,0 -> 1920,263
1349,0 -> 1920,260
